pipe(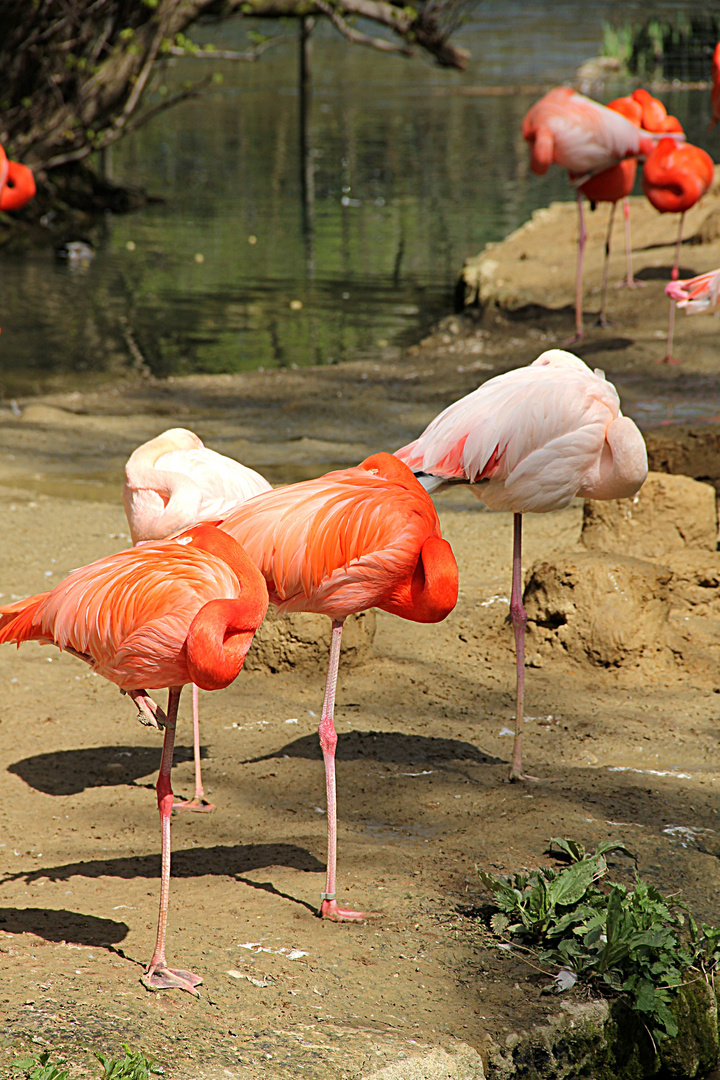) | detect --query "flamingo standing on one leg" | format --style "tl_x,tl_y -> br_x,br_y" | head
666,266 -> 720,312
0,523 -> 268,994
0,144 -> 36,210
394,349 -> 648,782
642,138 -> 715,363
123,427 -> 272,811
218,452 -> 458,921
522,87 -> 666,342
